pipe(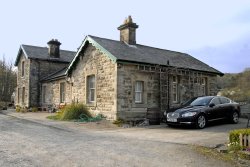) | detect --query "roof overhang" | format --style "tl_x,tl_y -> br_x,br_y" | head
65,35 -> 117,75
117,59 -> 224,76
14,45 -> 28,66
